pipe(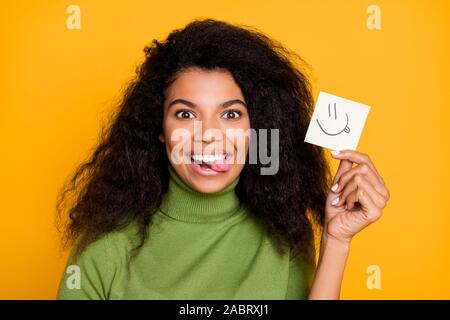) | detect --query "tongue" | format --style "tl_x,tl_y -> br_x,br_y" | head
204,158 -> 230,172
